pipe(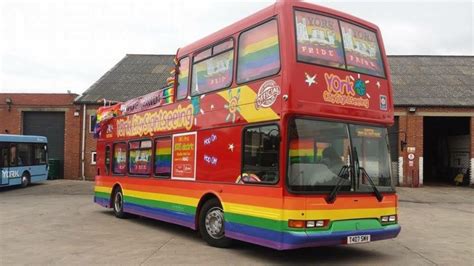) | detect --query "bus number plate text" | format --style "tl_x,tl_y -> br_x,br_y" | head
347,235 -> 370,244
